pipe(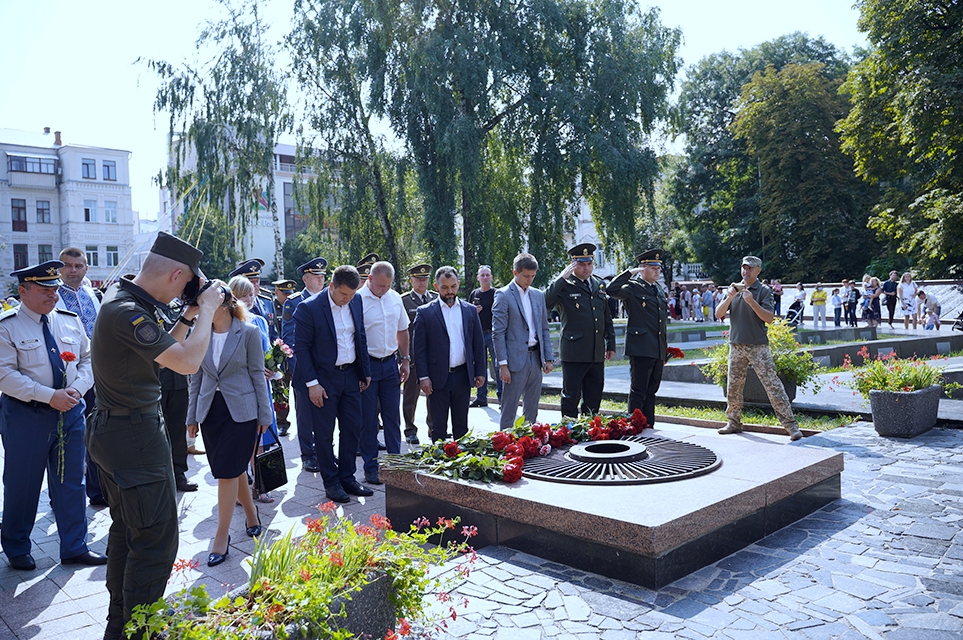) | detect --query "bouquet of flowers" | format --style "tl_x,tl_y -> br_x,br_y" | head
666,346 -> 685,360
266,339 -> 293,408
